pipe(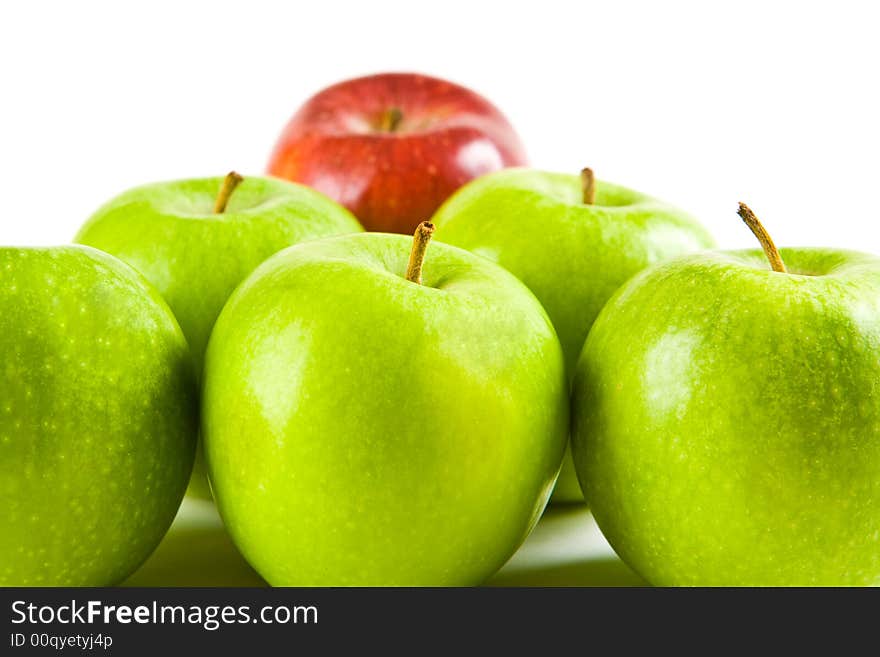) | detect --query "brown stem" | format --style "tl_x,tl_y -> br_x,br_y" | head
580,167 -> 595,205
213,171 -> 244,213
380,107 -> 403,133
737,202 -> 787,273
406,221 -> 435,284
